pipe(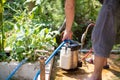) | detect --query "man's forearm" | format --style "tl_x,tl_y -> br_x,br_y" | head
65,0 -> 75,32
